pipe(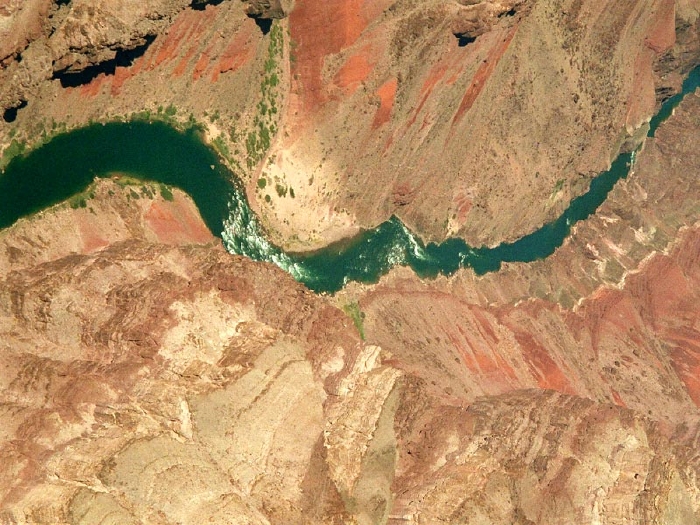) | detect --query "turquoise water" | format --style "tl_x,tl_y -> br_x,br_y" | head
0,123 -> 234,236
1,66 -> 699,293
